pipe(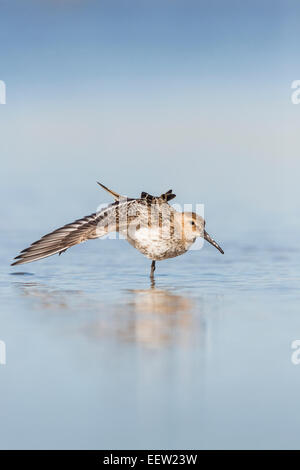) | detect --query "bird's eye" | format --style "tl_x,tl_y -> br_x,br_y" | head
190,221 -> 195,226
